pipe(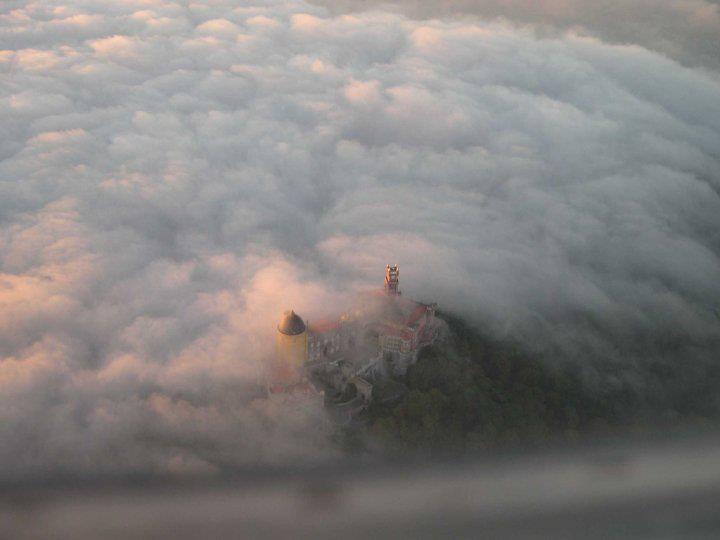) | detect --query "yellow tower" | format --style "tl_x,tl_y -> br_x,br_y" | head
275,310 -> 308,383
